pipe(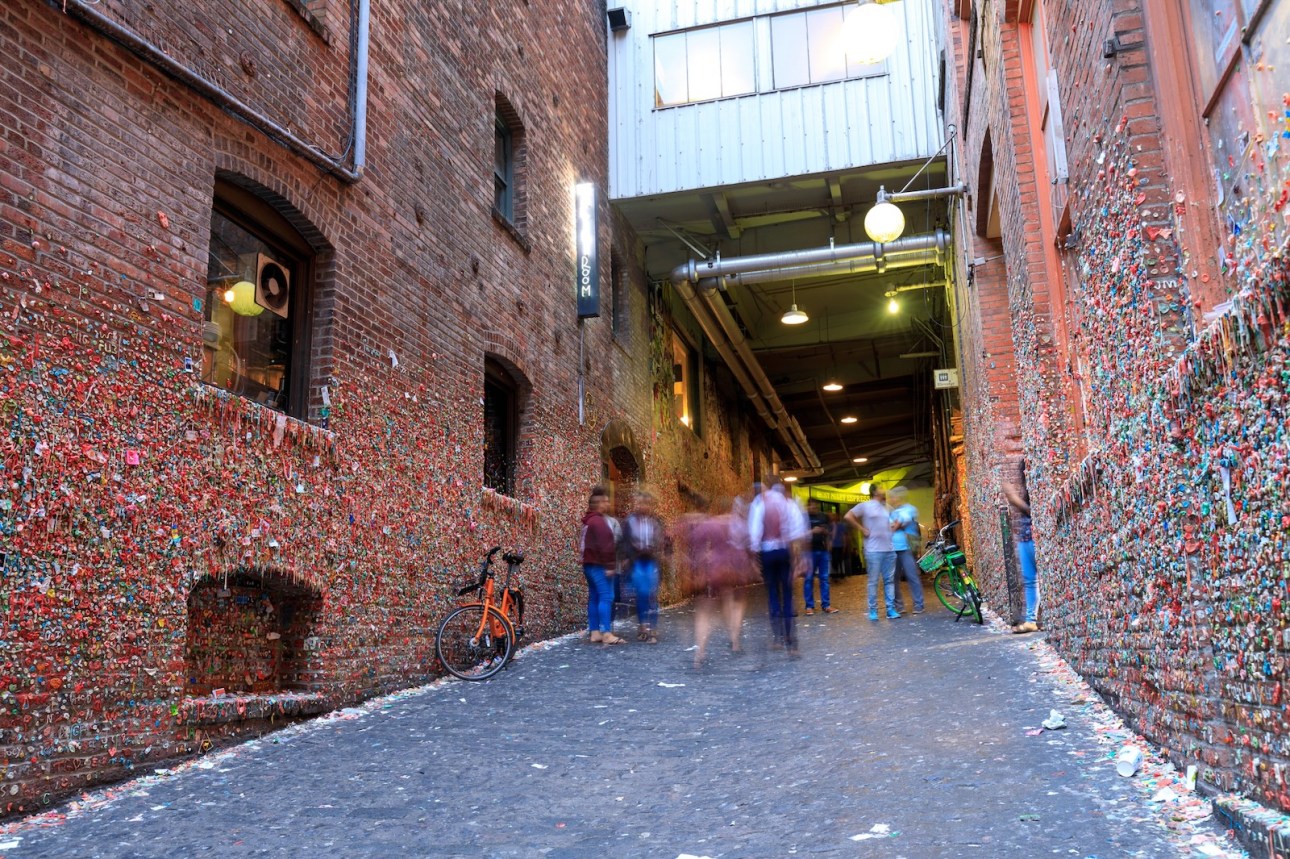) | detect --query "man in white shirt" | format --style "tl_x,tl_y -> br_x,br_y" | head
747,475 -> 809,656
844,486 -> 900,620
